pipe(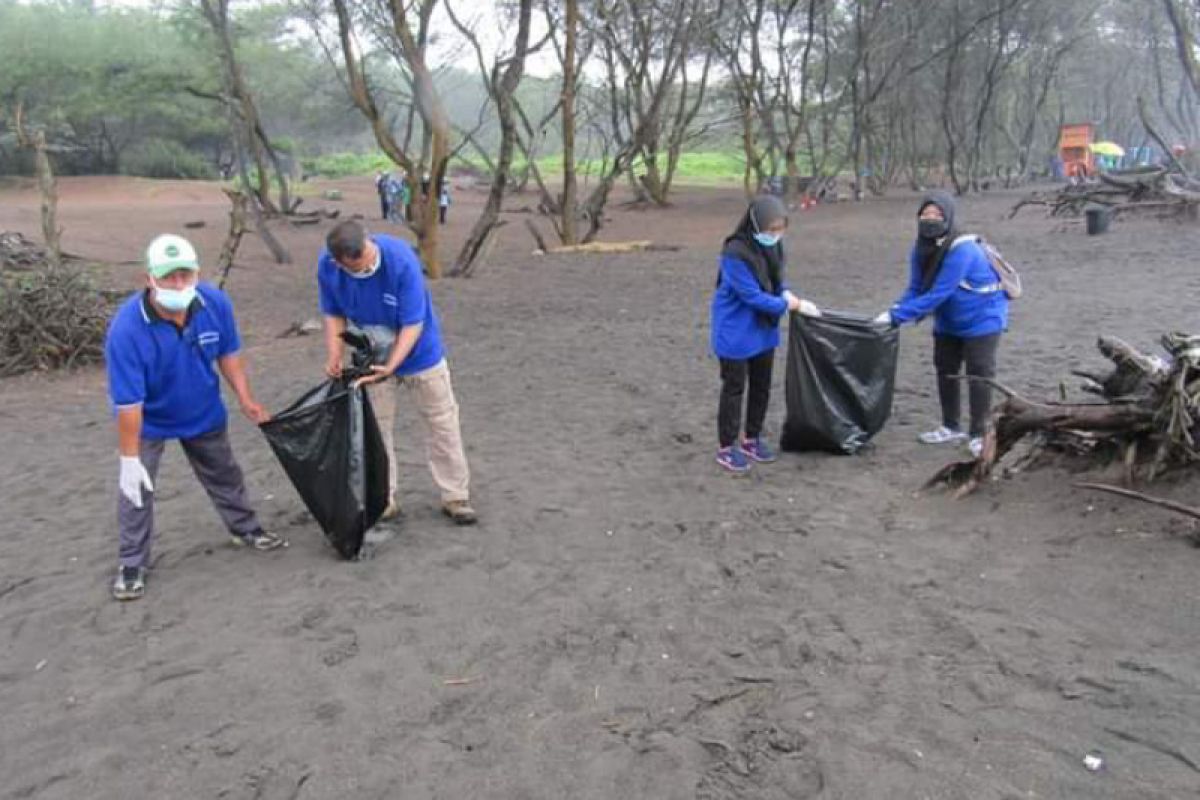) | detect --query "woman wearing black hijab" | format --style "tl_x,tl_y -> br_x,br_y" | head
710,195 -> 820,473
877,191 -> 1009,457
